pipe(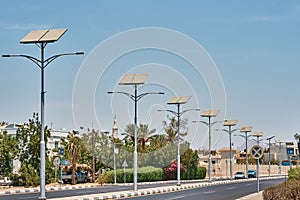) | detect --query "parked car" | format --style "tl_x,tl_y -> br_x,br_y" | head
234,171 -> 246,179
247,170 -> 256,178
281,160 -> 291,166
0,177 -> 13,186
62,171 -> 88,184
